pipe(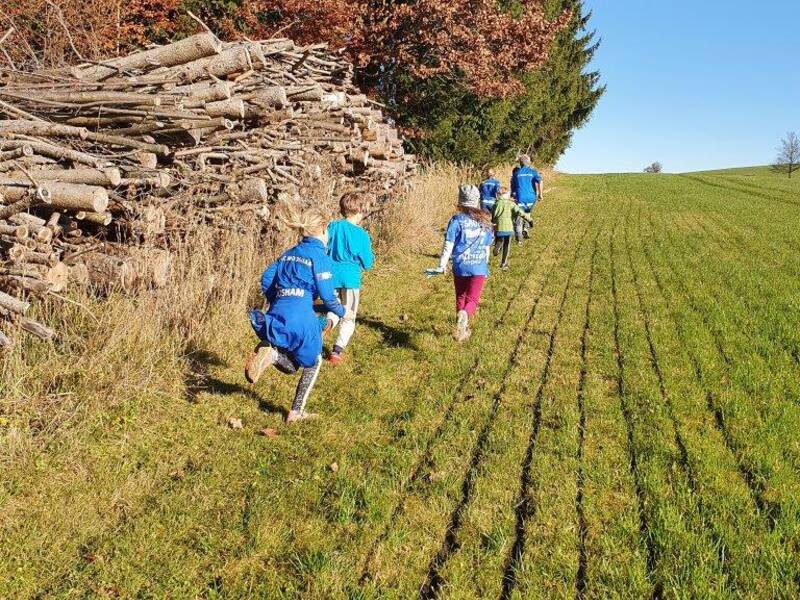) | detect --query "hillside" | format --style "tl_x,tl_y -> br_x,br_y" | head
1,167 -> 799,598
